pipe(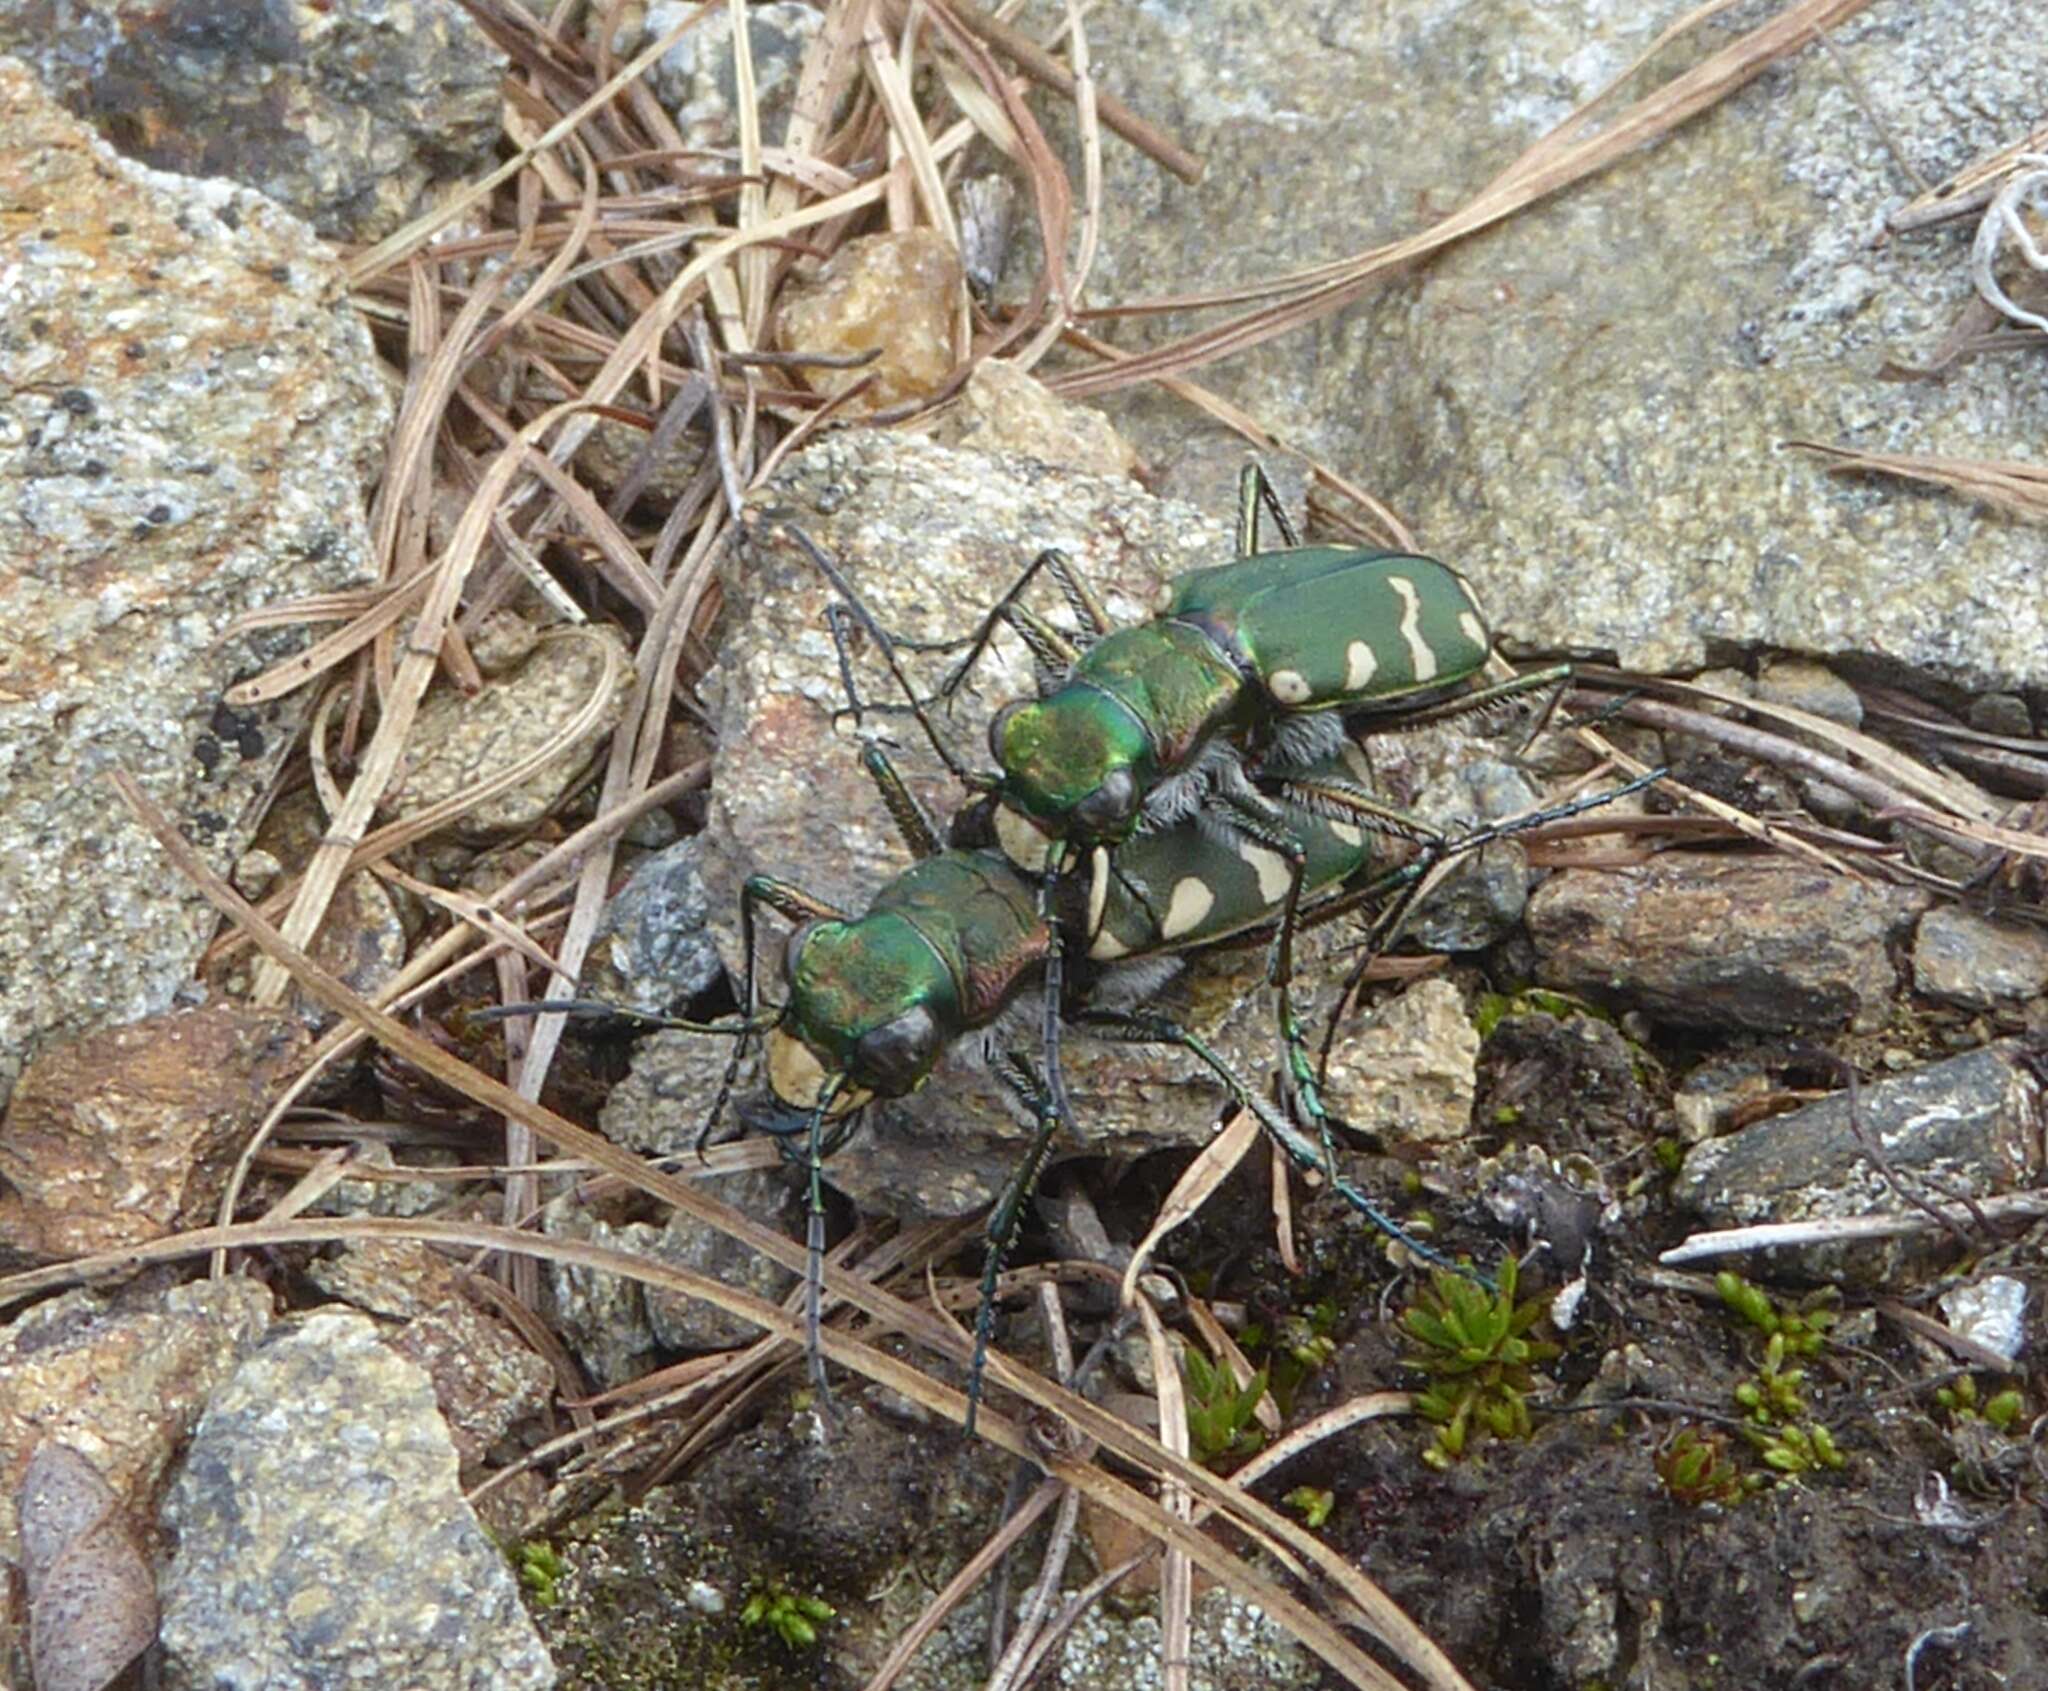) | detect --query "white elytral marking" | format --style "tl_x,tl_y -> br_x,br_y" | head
1089,927 -> 1131,961
1459,609 -> 1488,651
1345,639 -> 1377,690
1456,569 -> 1485,615
1331,821 -> 1364,847
1387,575 -> 1438,682
1085,846 -> 1110,939
1270,667 -> 1313,705
994,803 -> 1052,872
1160,875 -> 1216,939
766,1028 -> 828,1108
1238,840 -> 1293,904
1153,581 -> 1177,614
